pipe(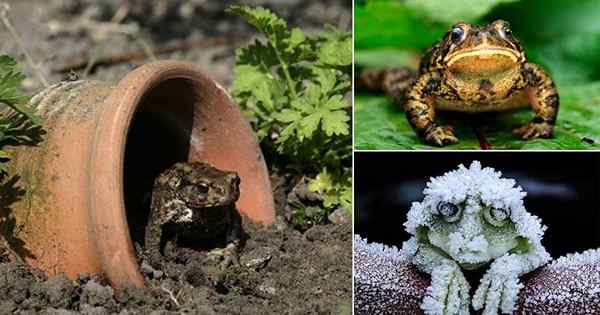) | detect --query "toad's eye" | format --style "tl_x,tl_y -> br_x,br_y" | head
436,202 -> 461,222
499,26 -> 512,39
197,183 -> 209,194
484,207 -> 510,227
451,27 -> 465,43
